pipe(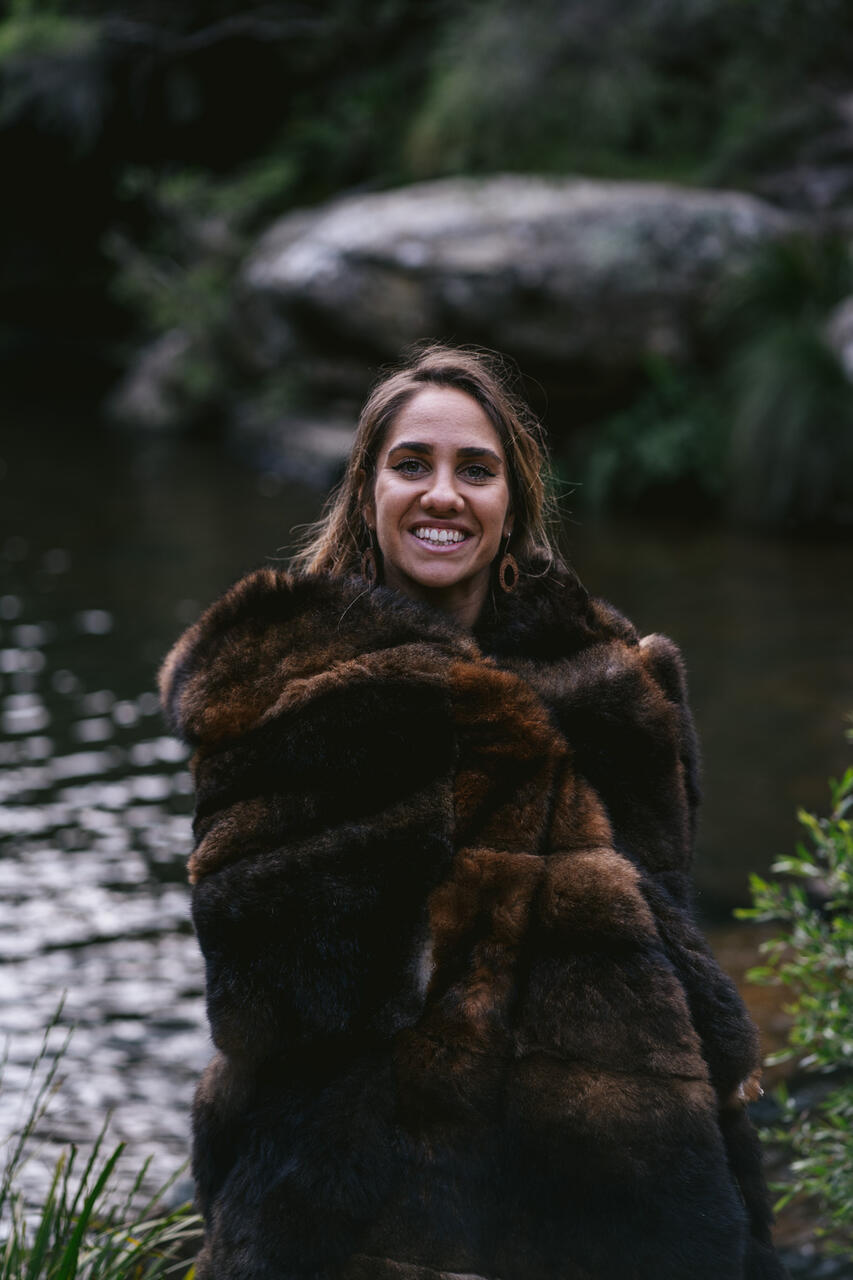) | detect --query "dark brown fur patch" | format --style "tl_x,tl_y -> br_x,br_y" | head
162,567 -> 782,1280
188,797 -> 269,882
427,846 -> 543,1036
547,767 -> 614,853
537,848 -> 656,941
